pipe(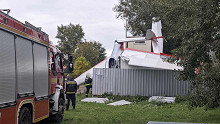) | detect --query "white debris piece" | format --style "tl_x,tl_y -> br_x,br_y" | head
148,96 -> 176,103
107,100 -> 132,106
148,121 -> 206,124
81,97 -> 109,103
